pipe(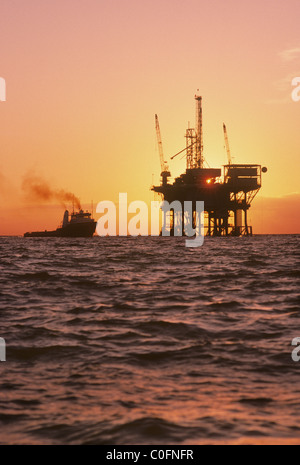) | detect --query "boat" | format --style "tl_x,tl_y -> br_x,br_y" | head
24,209 -> 97,237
